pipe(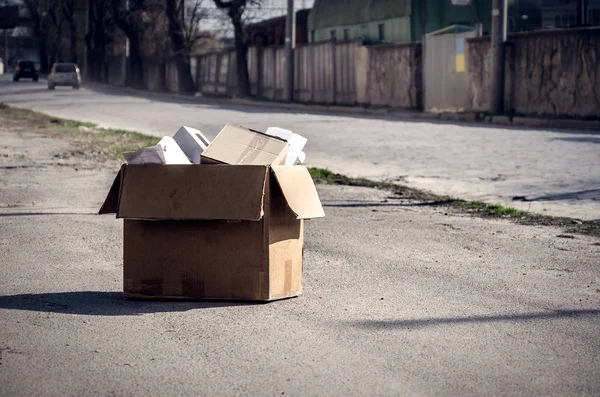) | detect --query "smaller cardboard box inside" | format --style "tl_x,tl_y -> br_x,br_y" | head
100,125 -> 324,301
201,124 -> 290,165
